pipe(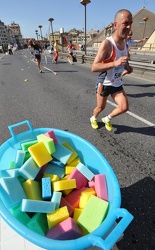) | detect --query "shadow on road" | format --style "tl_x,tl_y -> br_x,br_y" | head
117,177 -> 155,250
113,124 -> 155,136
